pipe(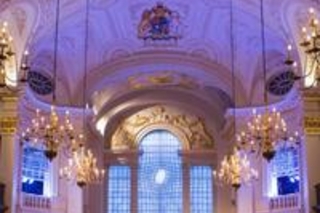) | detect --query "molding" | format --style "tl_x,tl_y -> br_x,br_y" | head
304,116 -> 320,135
0,117 -> 18,134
